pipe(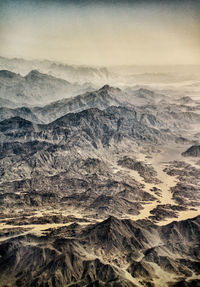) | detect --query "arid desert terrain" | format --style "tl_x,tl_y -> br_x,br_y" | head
0,58 -> 200,287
